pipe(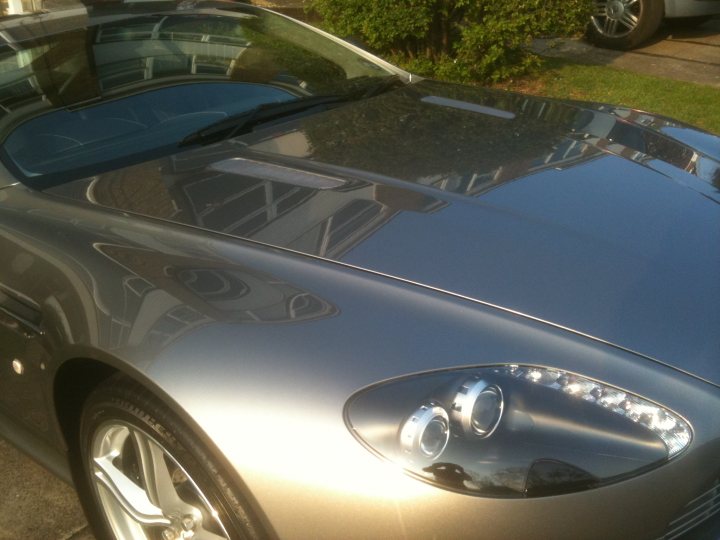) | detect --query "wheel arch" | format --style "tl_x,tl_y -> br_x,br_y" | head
53,356 -> 117,455
51,353 -> 276,540
51,349 -> 212,455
